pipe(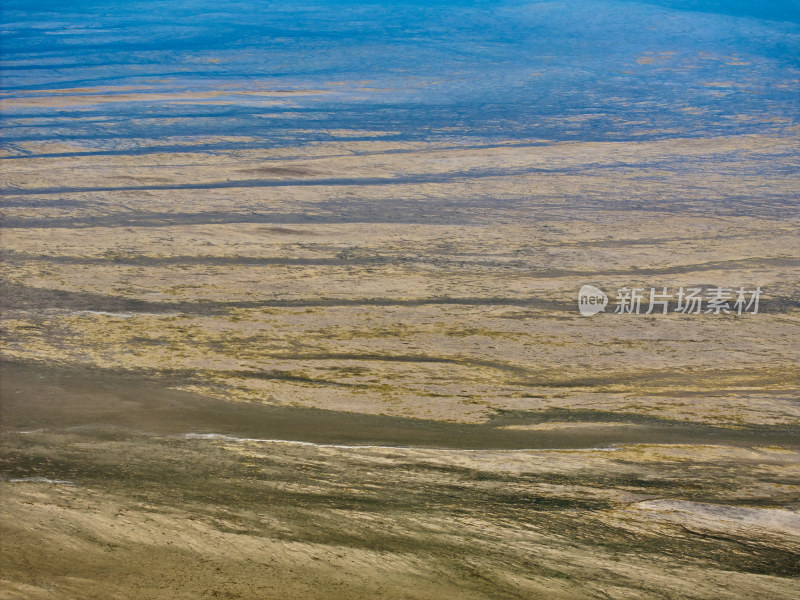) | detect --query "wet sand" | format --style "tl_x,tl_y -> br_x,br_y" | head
3,362 -> 798,451
2,362 -> 800,599
2,1 -> 799,597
